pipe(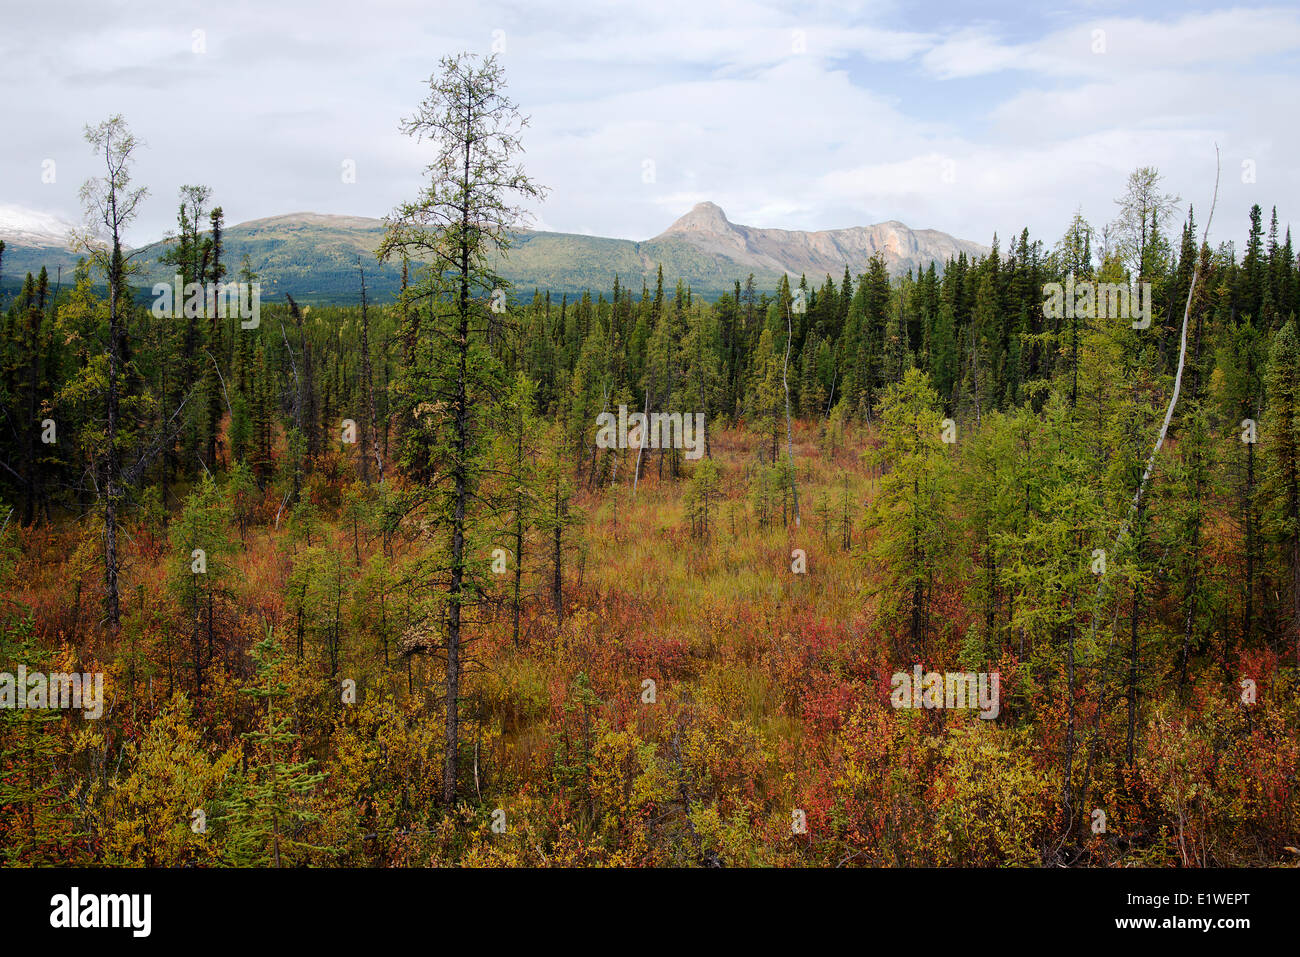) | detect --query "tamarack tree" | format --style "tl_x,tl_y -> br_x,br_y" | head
378,53 -> 546,807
